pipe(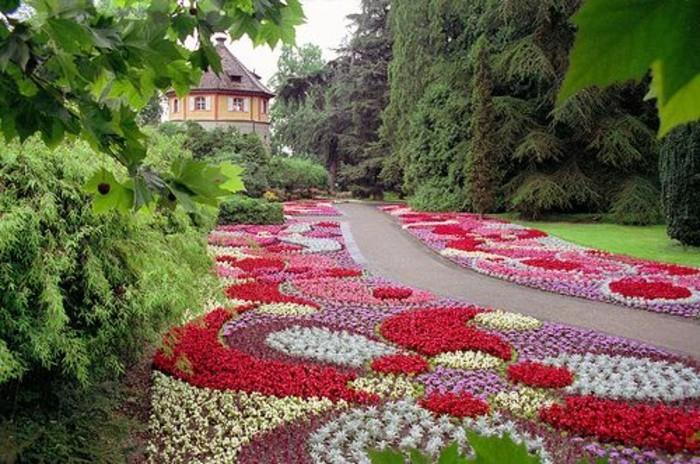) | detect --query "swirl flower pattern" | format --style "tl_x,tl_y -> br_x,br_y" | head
381,205 -> 700,318
147,215 -> 700,463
